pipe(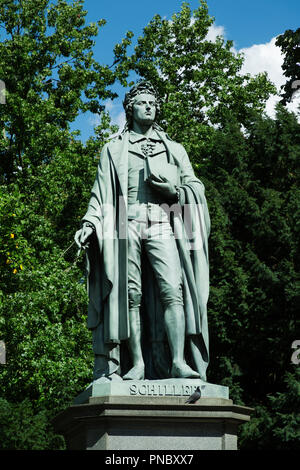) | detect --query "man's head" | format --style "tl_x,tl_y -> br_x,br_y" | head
123,81 -> 161,129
